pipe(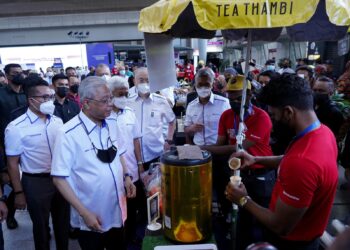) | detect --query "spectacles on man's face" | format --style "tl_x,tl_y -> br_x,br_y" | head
86,96 -> 113,105
30,94 -> 55,102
